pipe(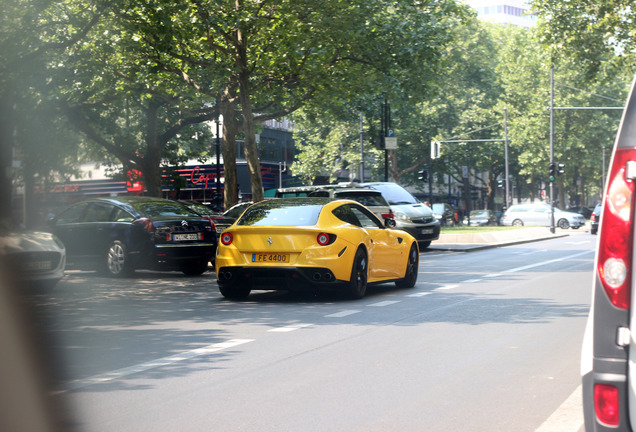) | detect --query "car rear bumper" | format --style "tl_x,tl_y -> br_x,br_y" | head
217,266 -> 340,290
